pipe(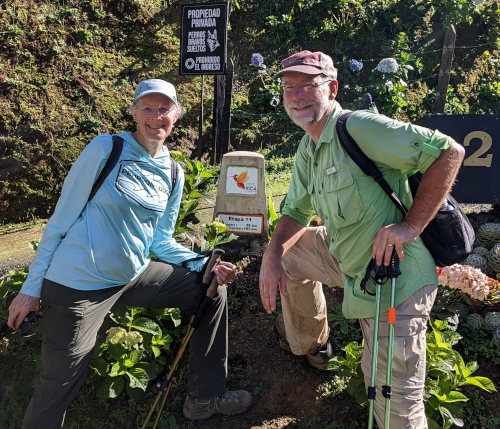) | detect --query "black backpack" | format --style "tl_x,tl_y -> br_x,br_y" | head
335,111 -> 475,267
88,135 -> 179,201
